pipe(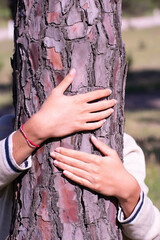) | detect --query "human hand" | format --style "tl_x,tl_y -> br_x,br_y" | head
25,69 -> 116,144
51,135 -> 126,197
51,136 -> 141,218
